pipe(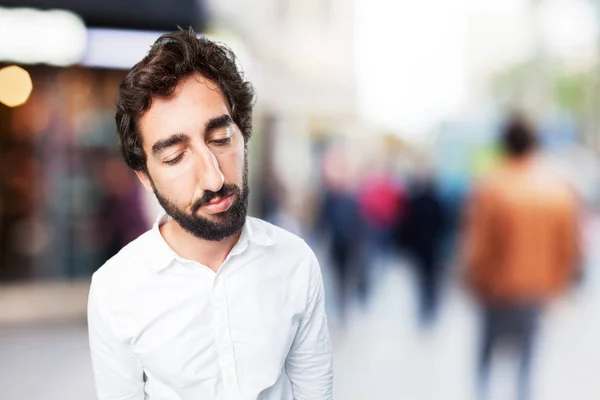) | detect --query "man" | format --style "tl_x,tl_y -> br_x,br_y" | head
87,29 -> 333,400
400,173 -> 446,328
463,114 -> 580,400
318,144 -> 365,323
